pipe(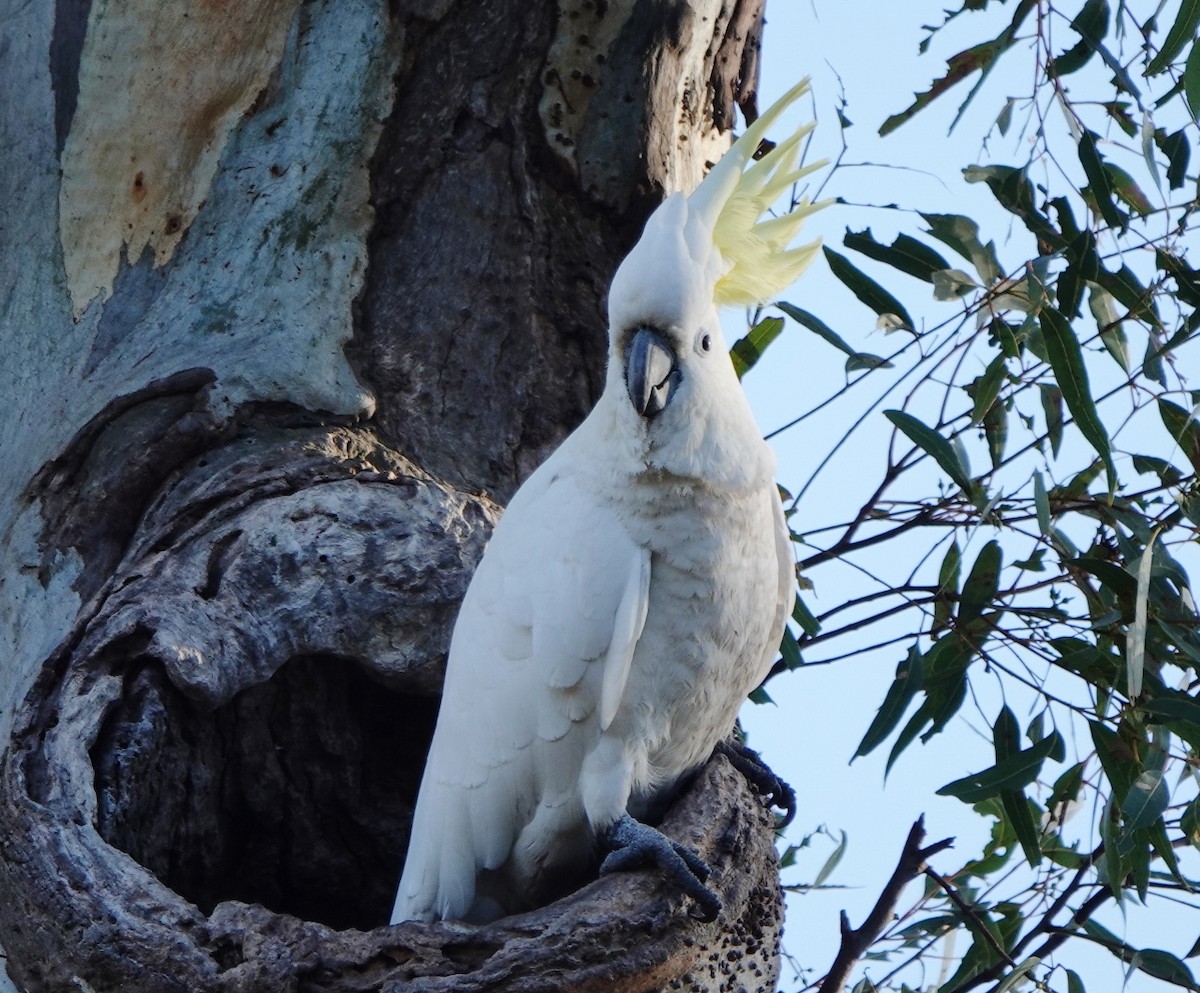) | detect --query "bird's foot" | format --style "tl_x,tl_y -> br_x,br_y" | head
599,813 -> 721,921
714,738 -> 796,828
